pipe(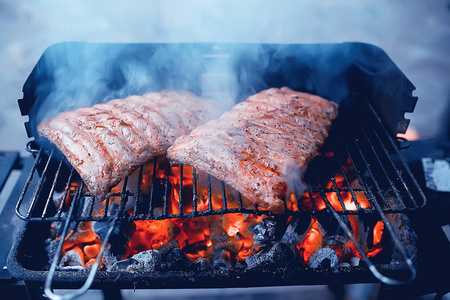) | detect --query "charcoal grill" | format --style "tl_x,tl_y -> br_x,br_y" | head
3,42 -> 433,299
